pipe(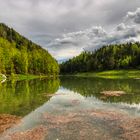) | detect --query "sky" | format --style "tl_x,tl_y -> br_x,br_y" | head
0,0 -> 140,62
